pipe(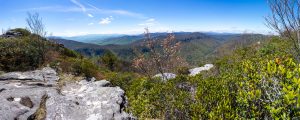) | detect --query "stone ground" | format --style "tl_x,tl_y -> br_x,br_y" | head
0,67 -> 133,120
